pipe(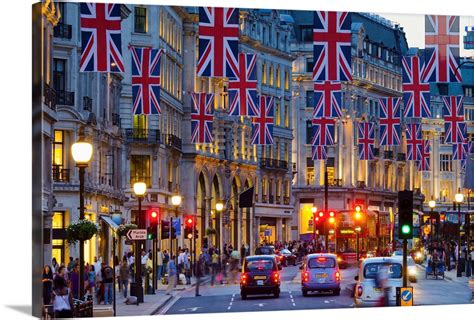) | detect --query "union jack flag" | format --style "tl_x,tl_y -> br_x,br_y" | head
423,15 -> 461,83
130,47 -> 163,115
313,11 -> 352,82
406,123 -> 423,161
443,96 -> 465,144
228,53 -> 258,116
251,96 -> 274,145
197,7 -> 239,78
416,140 -> 431,171
313,81 -> 342,118
453,141 -> 468,161
357,122 -> 375,160
379,97 -> 401,146
402,56 -> 430,118
311,117 -> 336,146
80,3 -> 124,73
191,93 -> 215,144
312,146 -> 328,160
